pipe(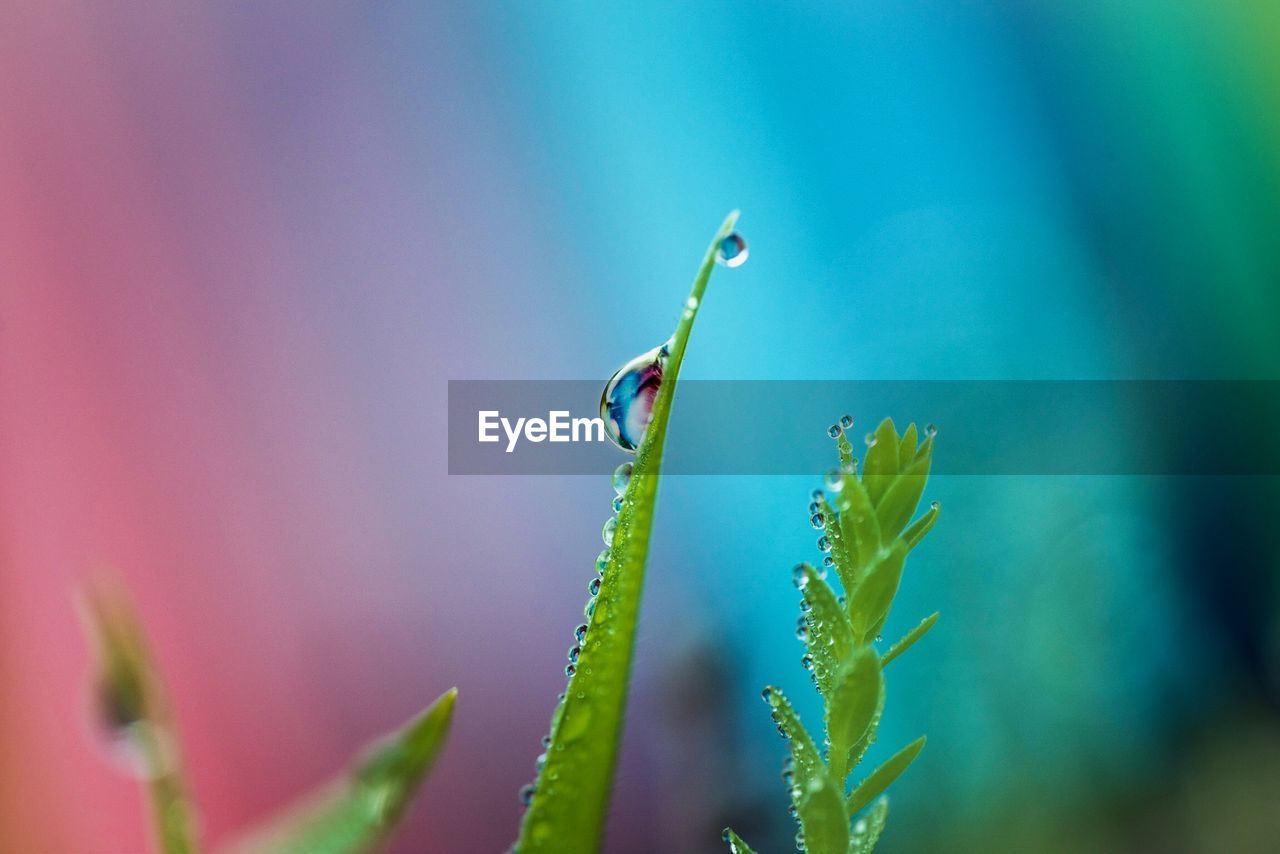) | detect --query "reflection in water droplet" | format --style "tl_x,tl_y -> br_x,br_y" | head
807,501 -> 820,514
612,462 -> 633,495
600,343 -> 670,452
596,549 -> 610,575
588,577 -> 601,596
840,414 -> 854,429
824,469 -> 845,492
574,624 -> 588,643
564,663 -> 577,677
611,495 -> 624,513
519,783 -> 536,806
601,517 -> 617,546
827,424 -> 842,439
715,232 -> 749,267
567,645 -> 581,663
926,423 -> 938,437
810,489 -> 824,503
817,536 -> 831,553
792,564 -> 809,589
809,513 -> 825,530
